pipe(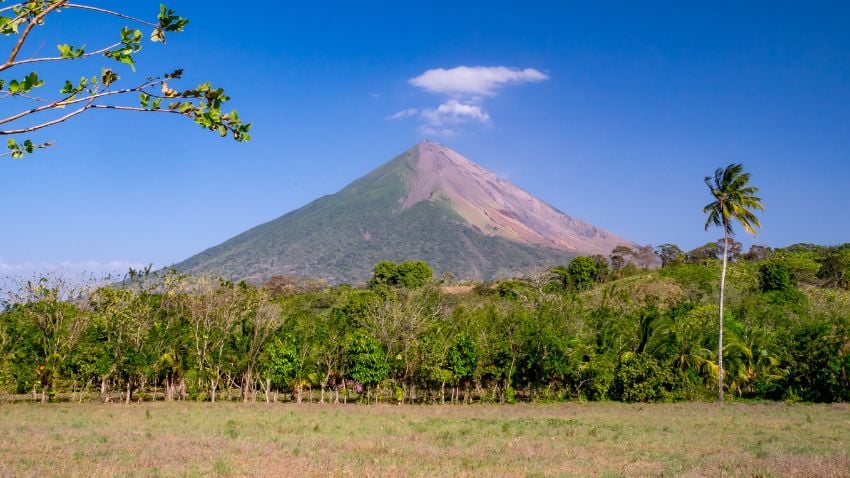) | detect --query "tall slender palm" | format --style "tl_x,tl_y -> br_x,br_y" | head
703,163 -> 763,402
